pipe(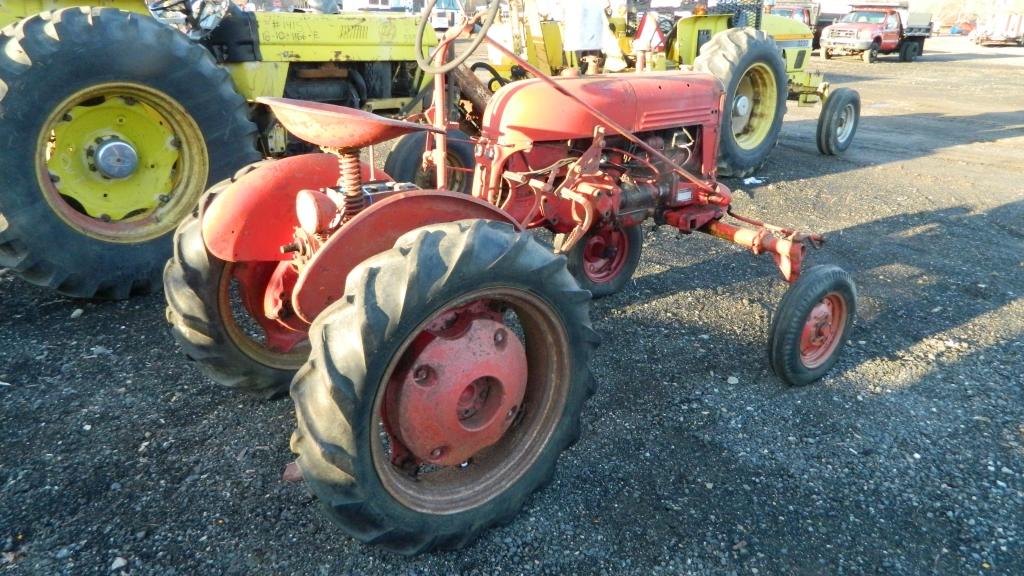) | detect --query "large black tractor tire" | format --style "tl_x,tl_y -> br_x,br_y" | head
816,88 -> 860,156
768,265 -> 856,386
693,28 -> 788,178
291,219 -> 598,554
565,224 -> 644,298
0,8 -> 259,299
163,162 -> 307,399
384,130 -> 476,194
